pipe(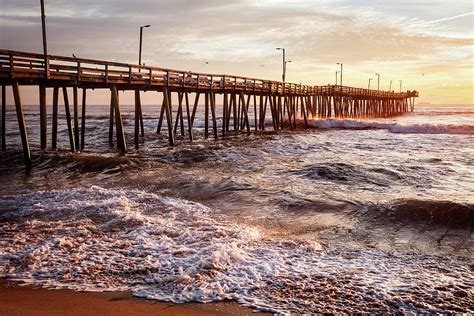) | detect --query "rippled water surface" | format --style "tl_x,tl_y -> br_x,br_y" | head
0,103 -> 473,313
